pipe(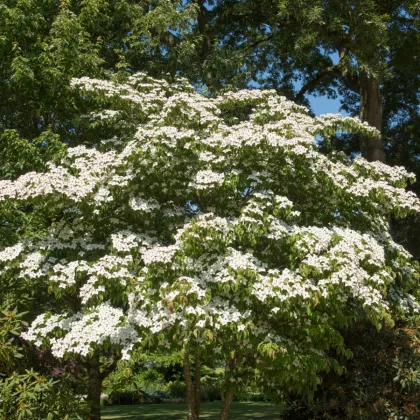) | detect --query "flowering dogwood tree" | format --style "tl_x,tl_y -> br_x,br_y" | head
1,73 -> 419,420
